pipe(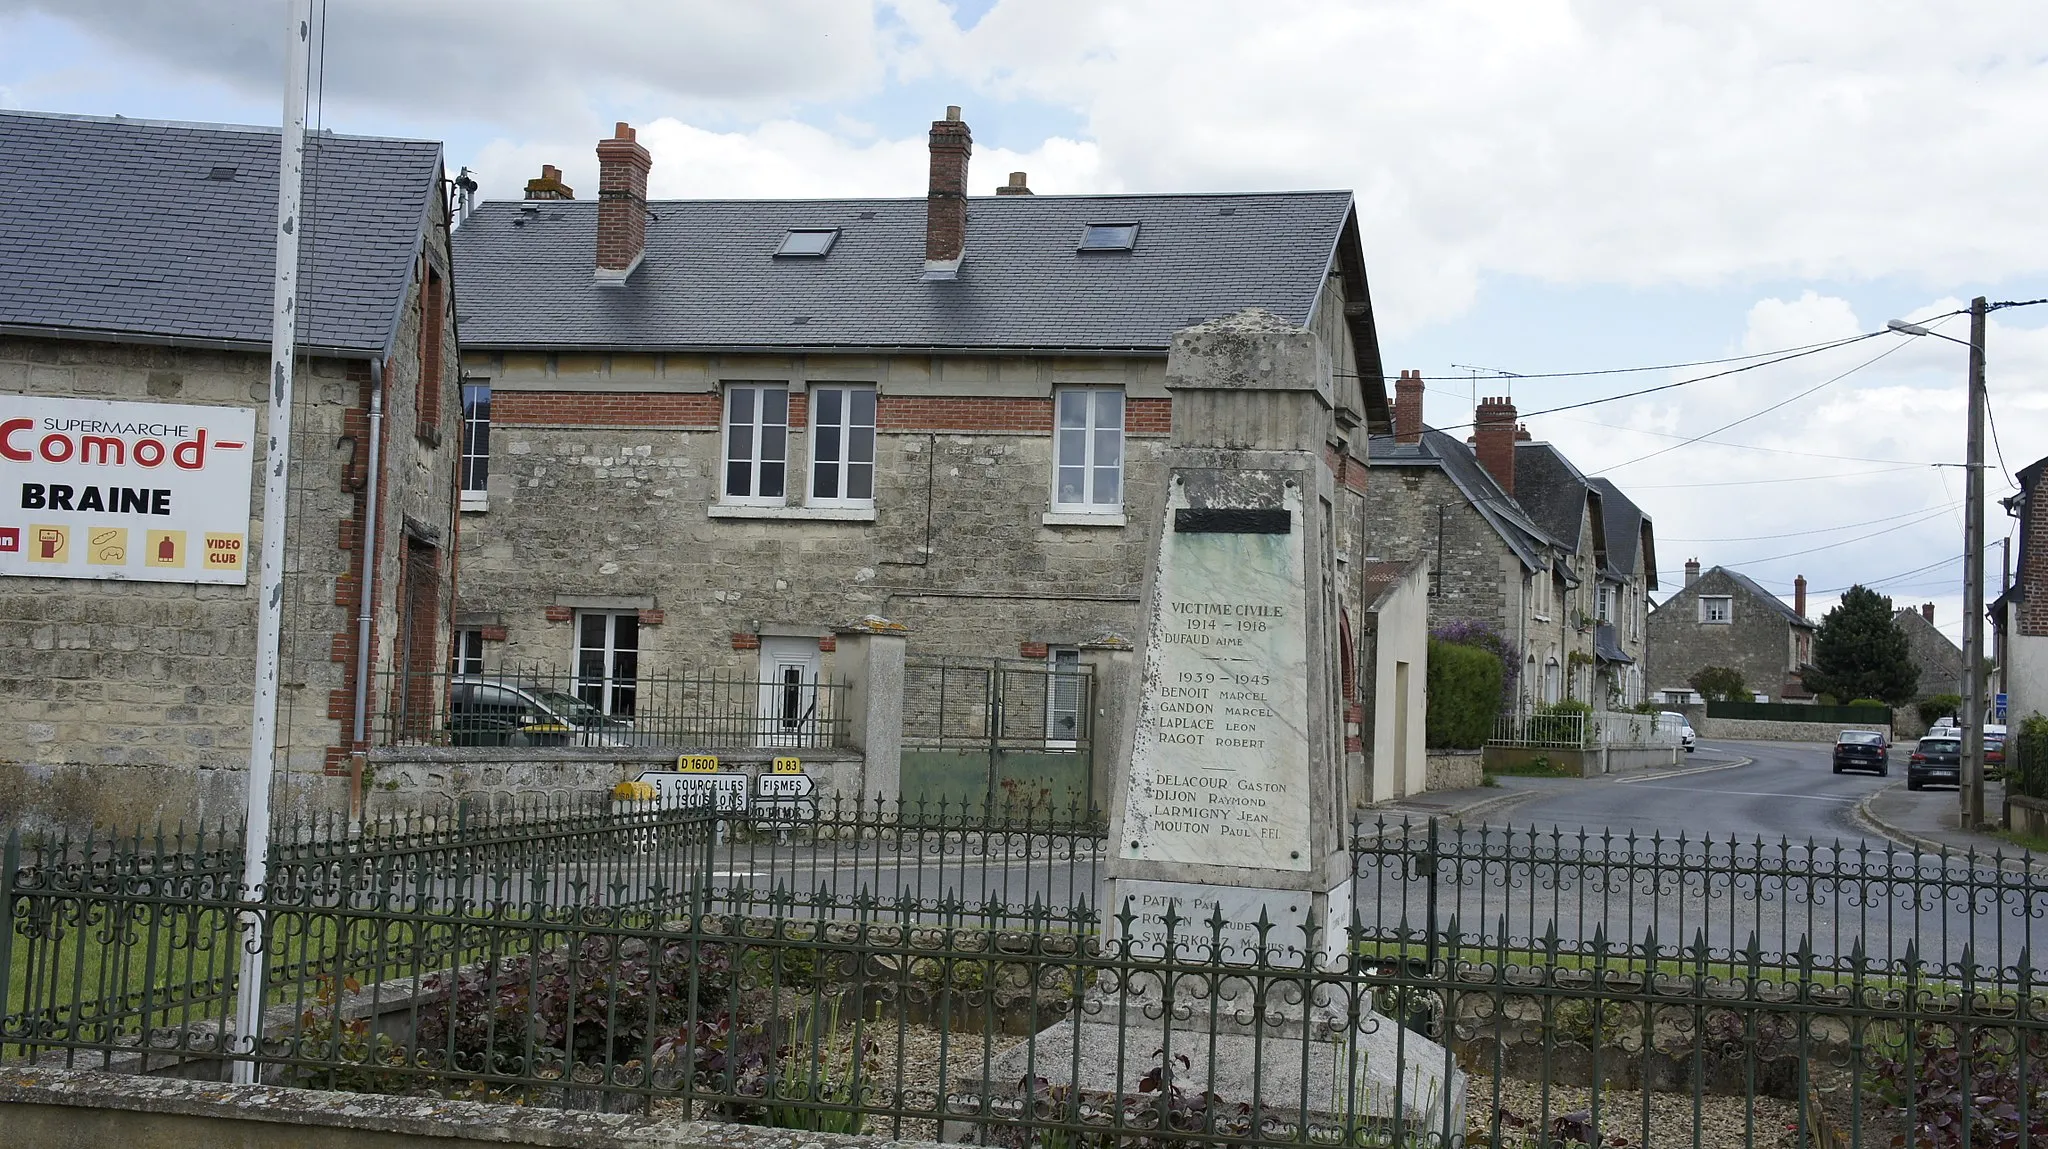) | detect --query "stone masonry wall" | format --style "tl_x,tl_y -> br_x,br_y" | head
1646,569 -> 1799,702
1,198 -> 460,834
1361,467 -> 1511,630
